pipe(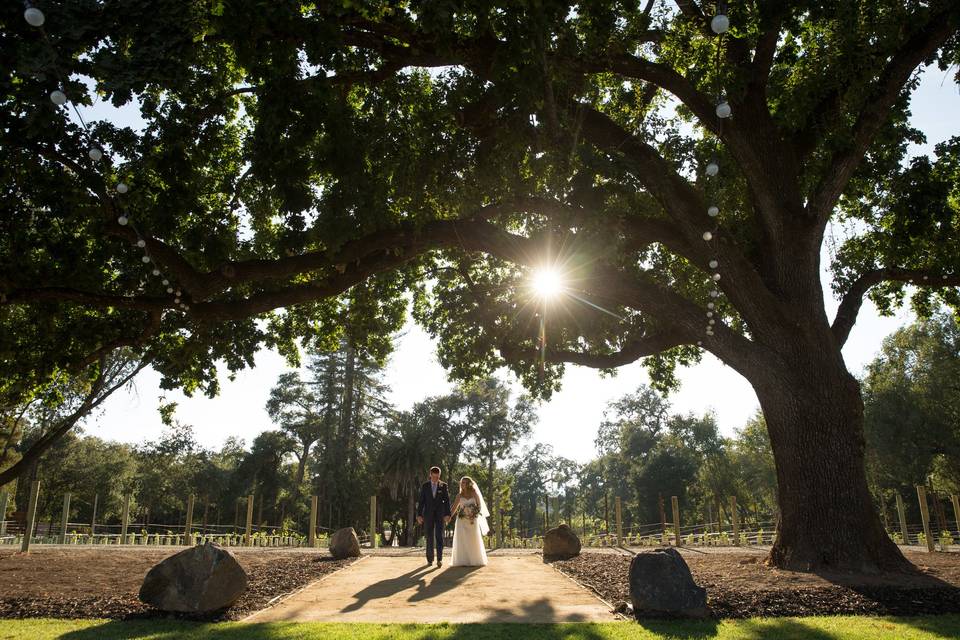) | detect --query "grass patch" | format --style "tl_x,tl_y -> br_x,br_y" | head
0,616 -> 959,639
